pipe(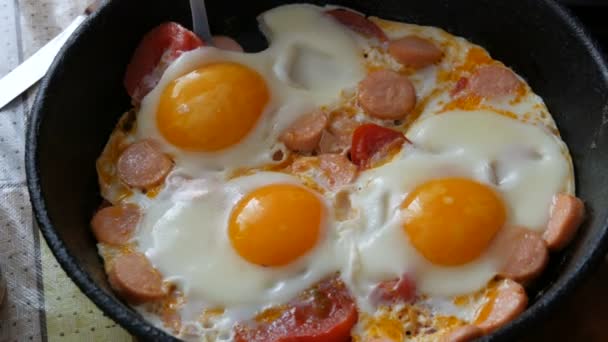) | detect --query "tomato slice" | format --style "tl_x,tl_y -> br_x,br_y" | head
350,124 -> 408,169
370,274 -> 417,306
325,9 -> 388,42
234,276 -> 358,342
124,22 -> 204,103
